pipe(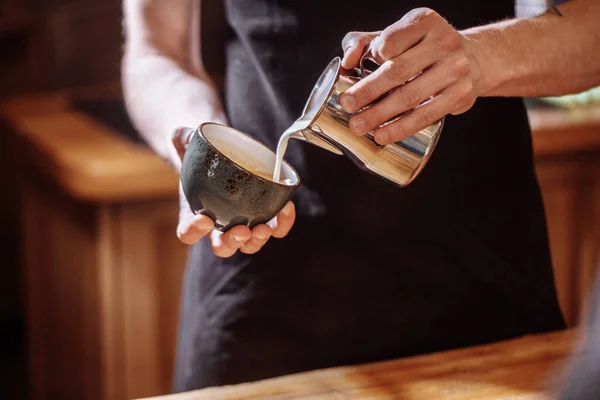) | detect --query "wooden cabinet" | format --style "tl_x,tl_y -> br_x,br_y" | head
3,92 -> 600,400
22,177 -> 186,399
537,159 -> 600,325
116,202 -> 188,398
4,91 -> 184,400
532,107 -> 600,325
